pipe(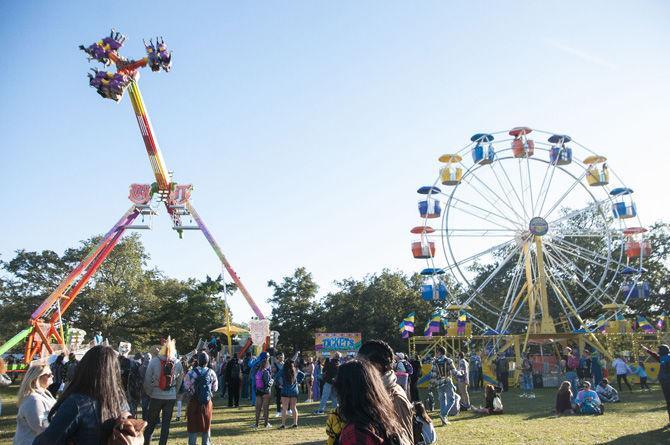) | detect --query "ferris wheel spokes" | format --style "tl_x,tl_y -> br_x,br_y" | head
488,163 -> 527,224
547,236 -> 622,275
440,193 -> 522,231
460,164 -> 528,225
542,245 -> 610,305
541,169 -> 590,221
444,239 -> 516,273
493,159 -> 529,223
